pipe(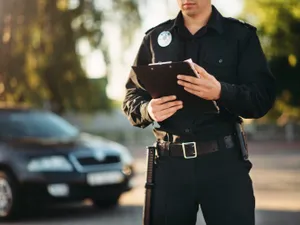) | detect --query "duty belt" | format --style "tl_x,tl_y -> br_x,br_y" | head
156,134 -> 236,159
